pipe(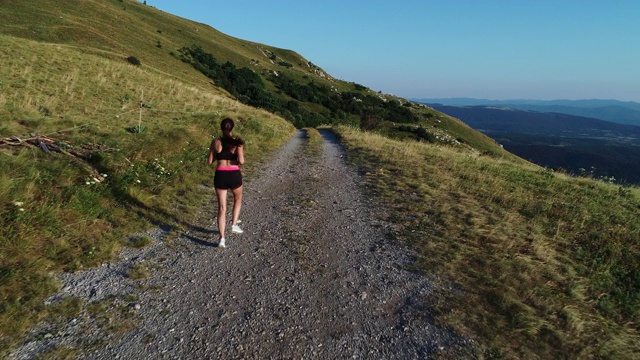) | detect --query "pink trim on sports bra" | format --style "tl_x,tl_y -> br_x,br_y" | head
216,165 -> 240,171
